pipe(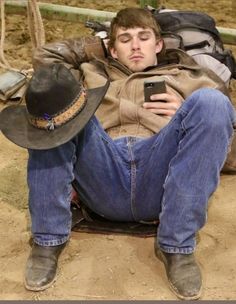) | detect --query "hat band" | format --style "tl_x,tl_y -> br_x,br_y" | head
28,91 -> 86,131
